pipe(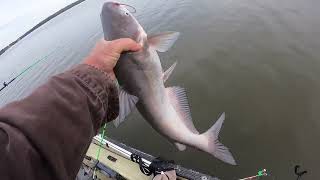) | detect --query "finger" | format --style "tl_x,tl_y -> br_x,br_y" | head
111,38 -> 142,53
